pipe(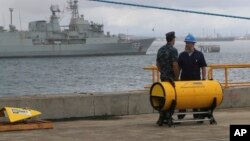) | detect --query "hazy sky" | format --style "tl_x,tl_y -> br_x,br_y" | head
1,0 -> 250,37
